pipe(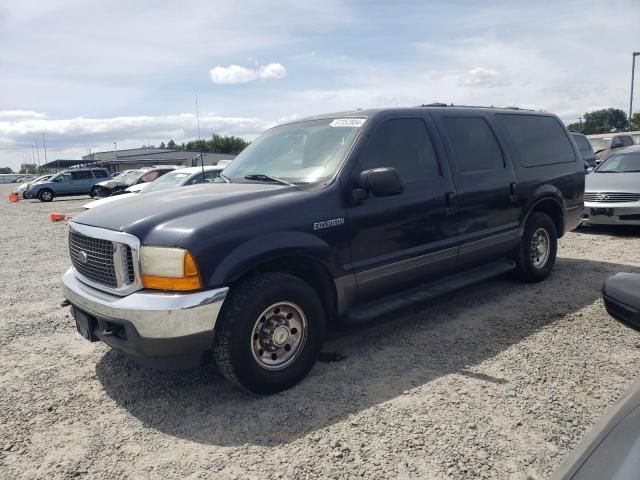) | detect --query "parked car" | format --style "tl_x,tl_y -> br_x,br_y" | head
25,168 -> 111,202
12,174 -> 53,198
62,106 -> 584,393
601,272 -> 640,331
552,377 -> 640,479
92,166 -> 177,197
571,132 -> 597,170
82,165 -> 224,210
587,133 -> 634,164
581,145 -> 640,226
